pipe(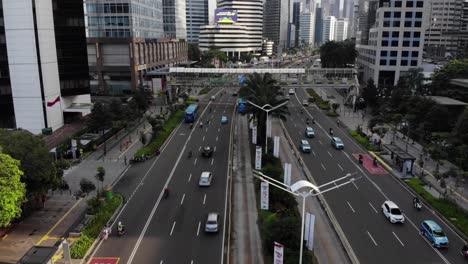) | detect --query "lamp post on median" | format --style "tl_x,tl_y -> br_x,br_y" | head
253,170 -> 358,264
247,100 -> 289,154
